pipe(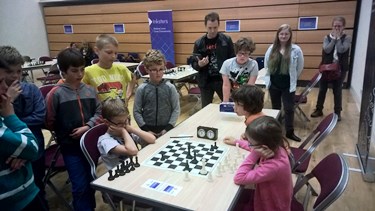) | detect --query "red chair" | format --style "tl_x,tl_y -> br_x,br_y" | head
91,58 -> 99,64
39,56 -> 53,62
165,61 -> 175,69
294,72 -> 322,122
80,124 -> 118,210
36,63 -> 62,85
43,144 -> 72,210
290,113 -> 338,197
291,153 -> 349,211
